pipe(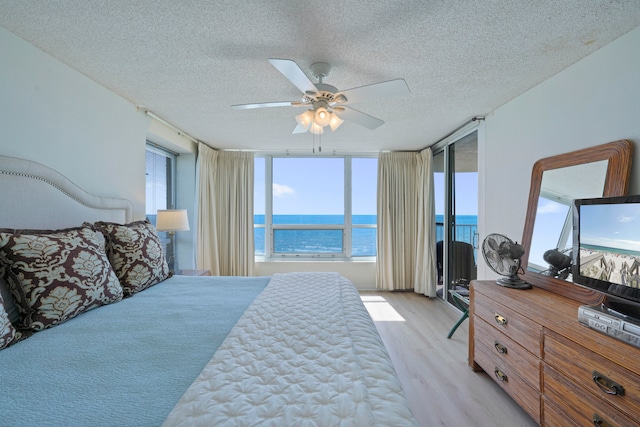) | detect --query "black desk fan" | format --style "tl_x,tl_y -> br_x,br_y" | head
481,233 -> 531,289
